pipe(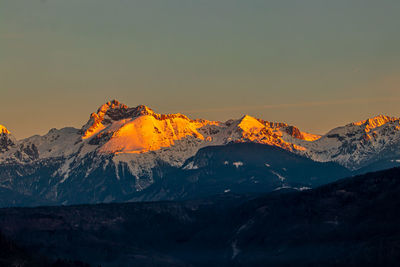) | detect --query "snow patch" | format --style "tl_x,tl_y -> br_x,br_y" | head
231,240 -> 240,259
274,185 -> 292,191
233,161 -> 243,168
295,186 -> 311,191
183,161 -> 199,170
325,216 -> 339,225
271,170 -> 286,181
59,157 -> 75,183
